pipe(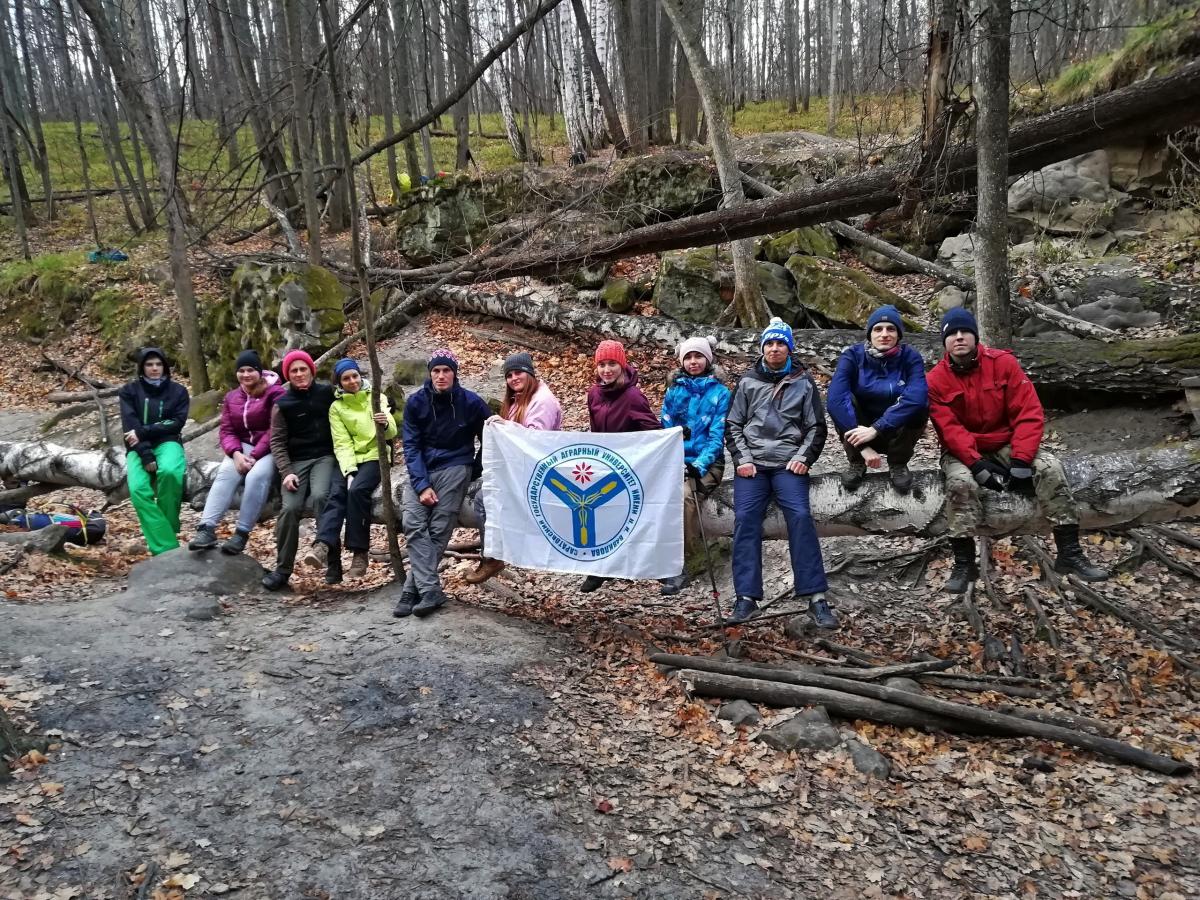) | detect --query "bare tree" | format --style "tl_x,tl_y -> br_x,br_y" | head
659,0 -> 769,327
